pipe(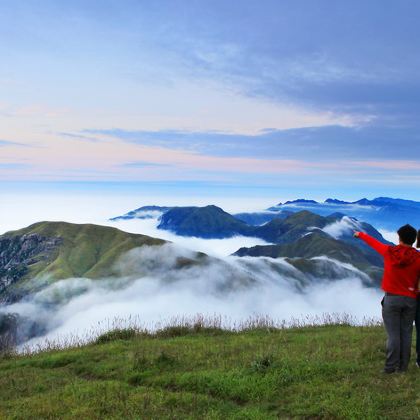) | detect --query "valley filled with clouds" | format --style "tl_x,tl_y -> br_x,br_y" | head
1,192 -> 389,351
